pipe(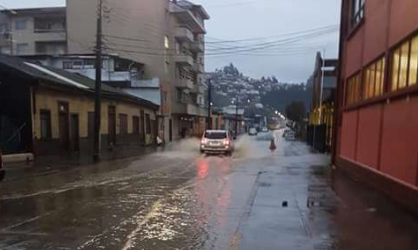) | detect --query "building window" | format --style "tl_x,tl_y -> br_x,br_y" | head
40,110 -> 52,139
346,73 -> 361,105
62,60 -> 83,69
84,59 -> 95,69
0,46 -> 10,55
177,89 -> 183,101
164,36 -> 169,49
16,43 -> 28,55
0,23 -> 8,33
133,116 -> 140,134
363,57 -> 385,99
15,20 -> 27,30
391,35 -> 418,91
115,59 -> 130,72
63,61 -> 73,69
351,0 -> 365,26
